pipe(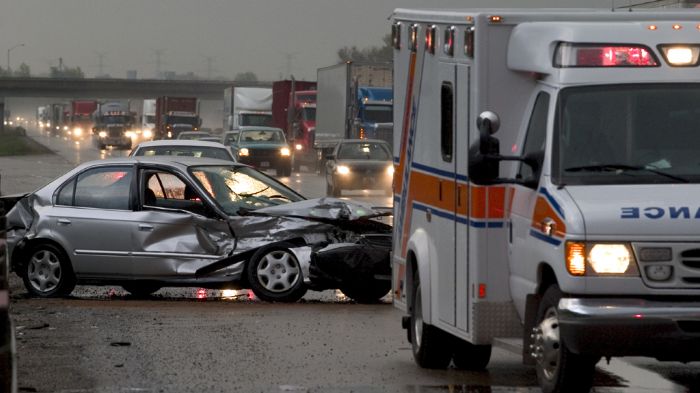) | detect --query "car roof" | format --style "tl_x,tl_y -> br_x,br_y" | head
76,156 -> 244,170
133,140 -> 228,149
338,139 -> 390,145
